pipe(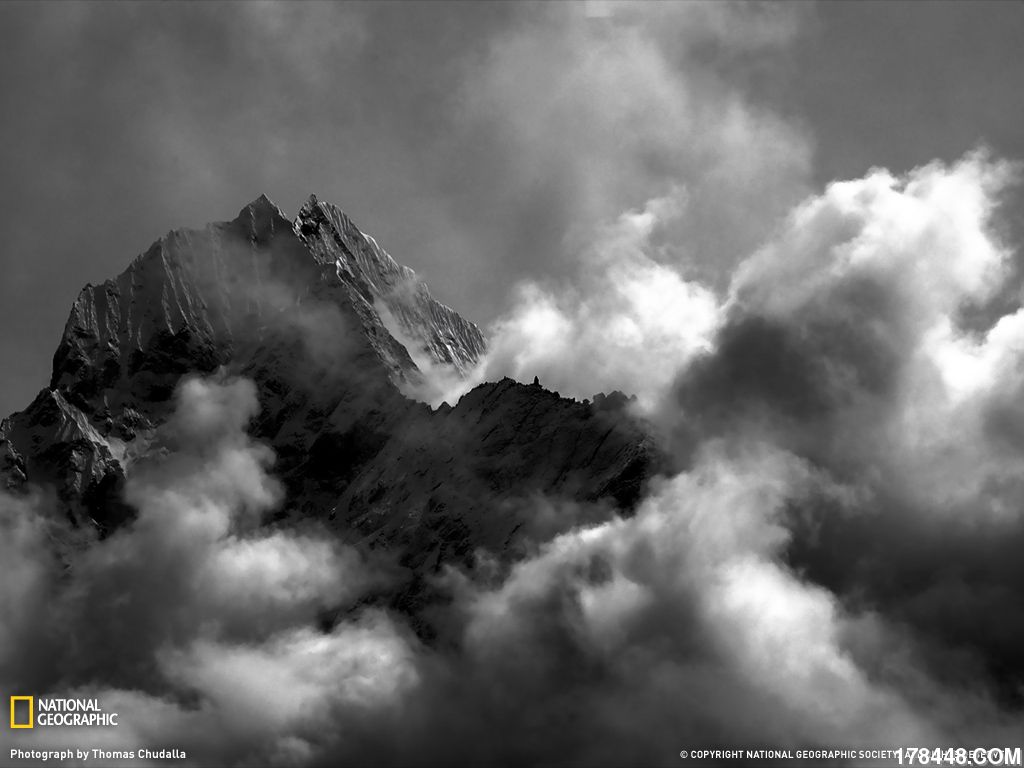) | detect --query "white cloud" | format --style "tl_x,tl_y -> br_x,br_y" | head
436,191 -> 723,409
